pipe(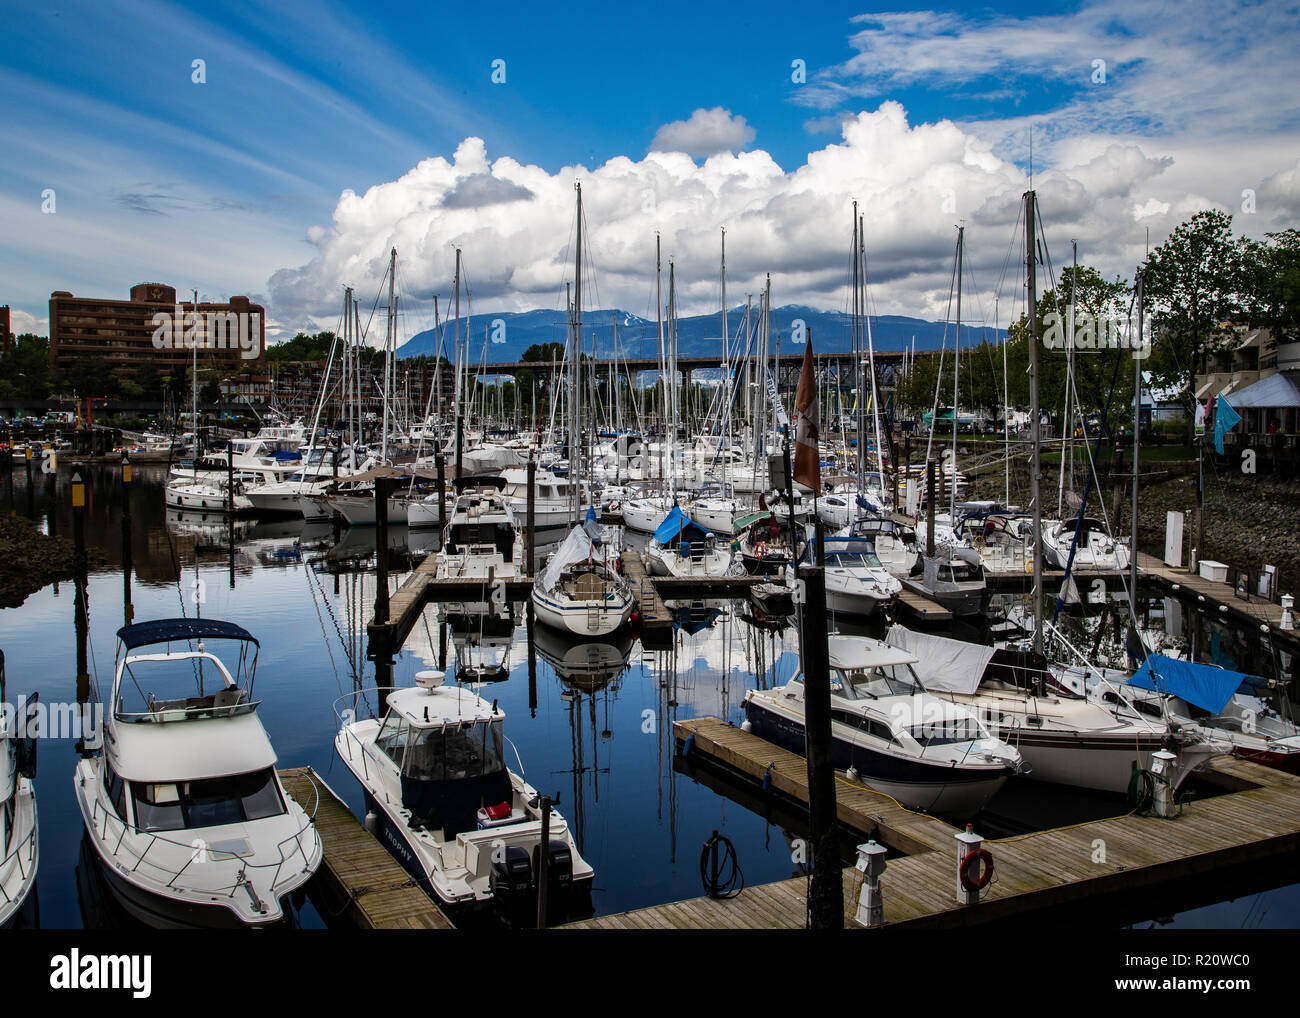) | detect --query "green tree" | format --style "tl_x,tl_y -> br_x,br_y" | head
1141,209 -> 1243,443
1239,228 -> 1300,343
